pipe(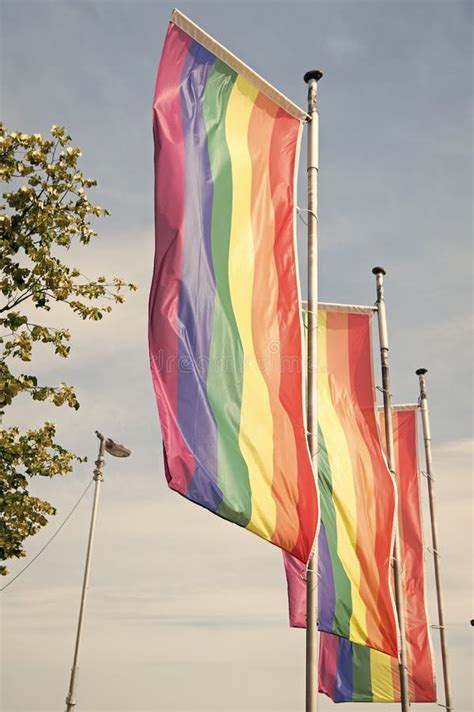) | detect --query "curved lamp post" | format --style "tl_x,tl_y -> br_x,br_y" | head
65,431 -> 130,712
